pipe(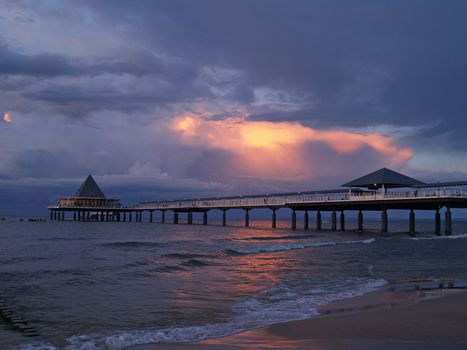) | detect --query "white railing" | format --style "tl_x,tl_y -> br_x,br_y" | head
136,188 -> 465,211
